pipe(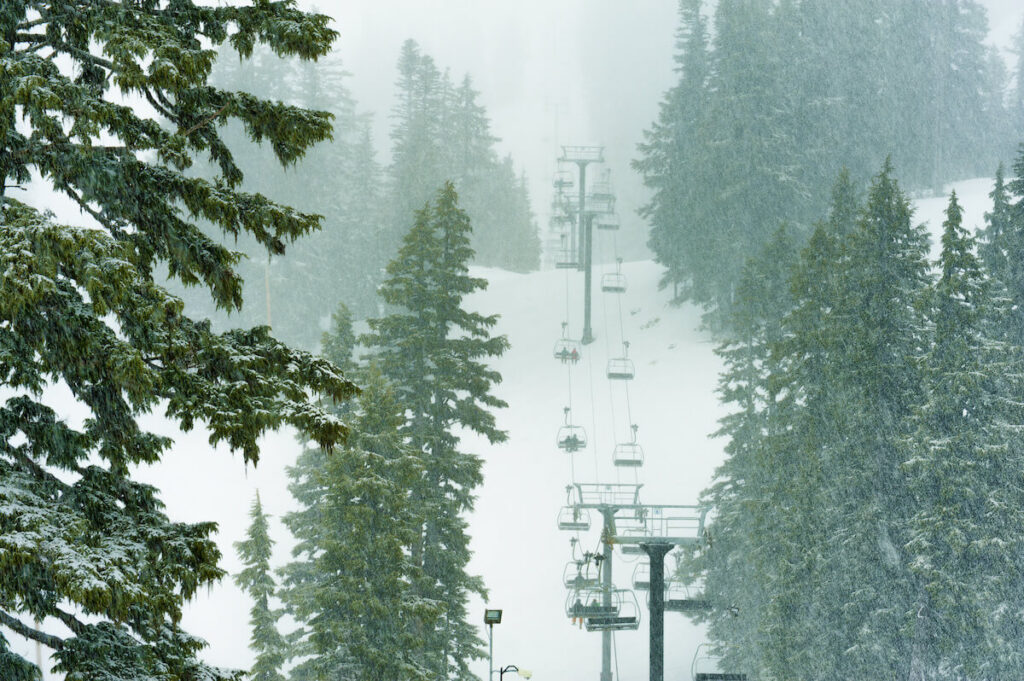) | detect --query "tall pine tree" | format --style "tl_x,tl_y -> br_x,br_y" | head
283,368 -> 436,681
363,182 -> 509,680
902,192 -> 1024,678
0,3 -> 355,678
234,493 -> 287,681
